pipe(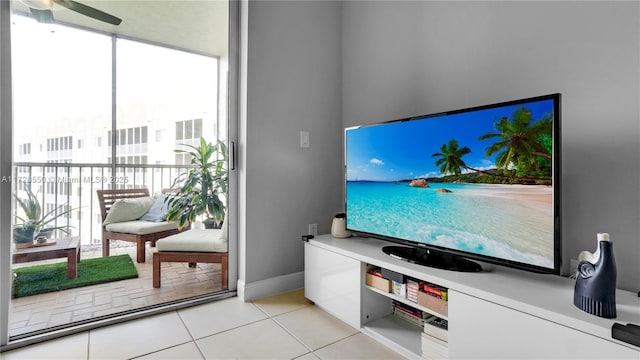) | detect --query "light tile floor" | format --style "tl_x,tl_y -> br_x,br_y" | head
2,289 -> 405,360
